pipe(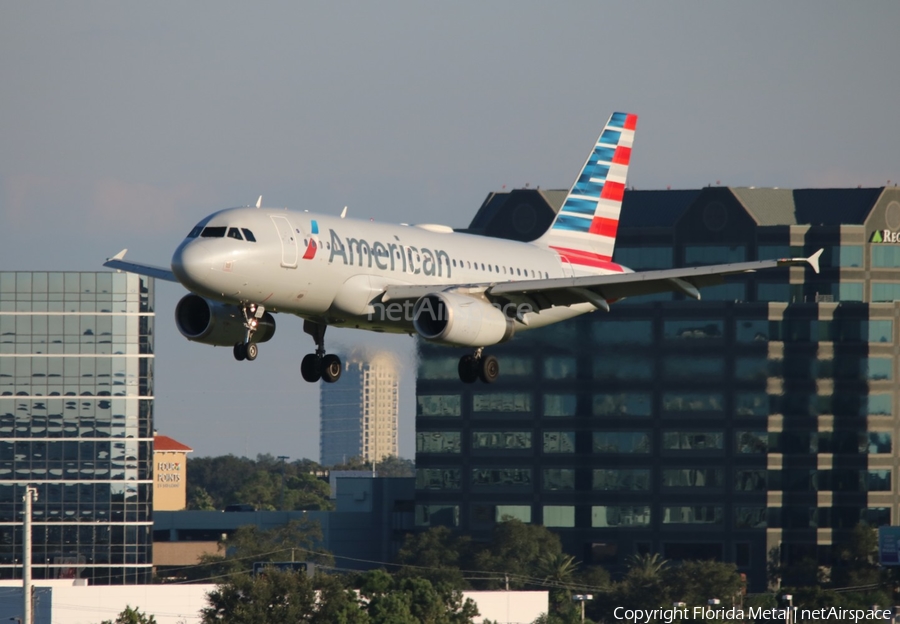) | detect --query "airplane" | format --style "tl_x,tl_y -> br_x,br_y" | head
104,112 -> 822,384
